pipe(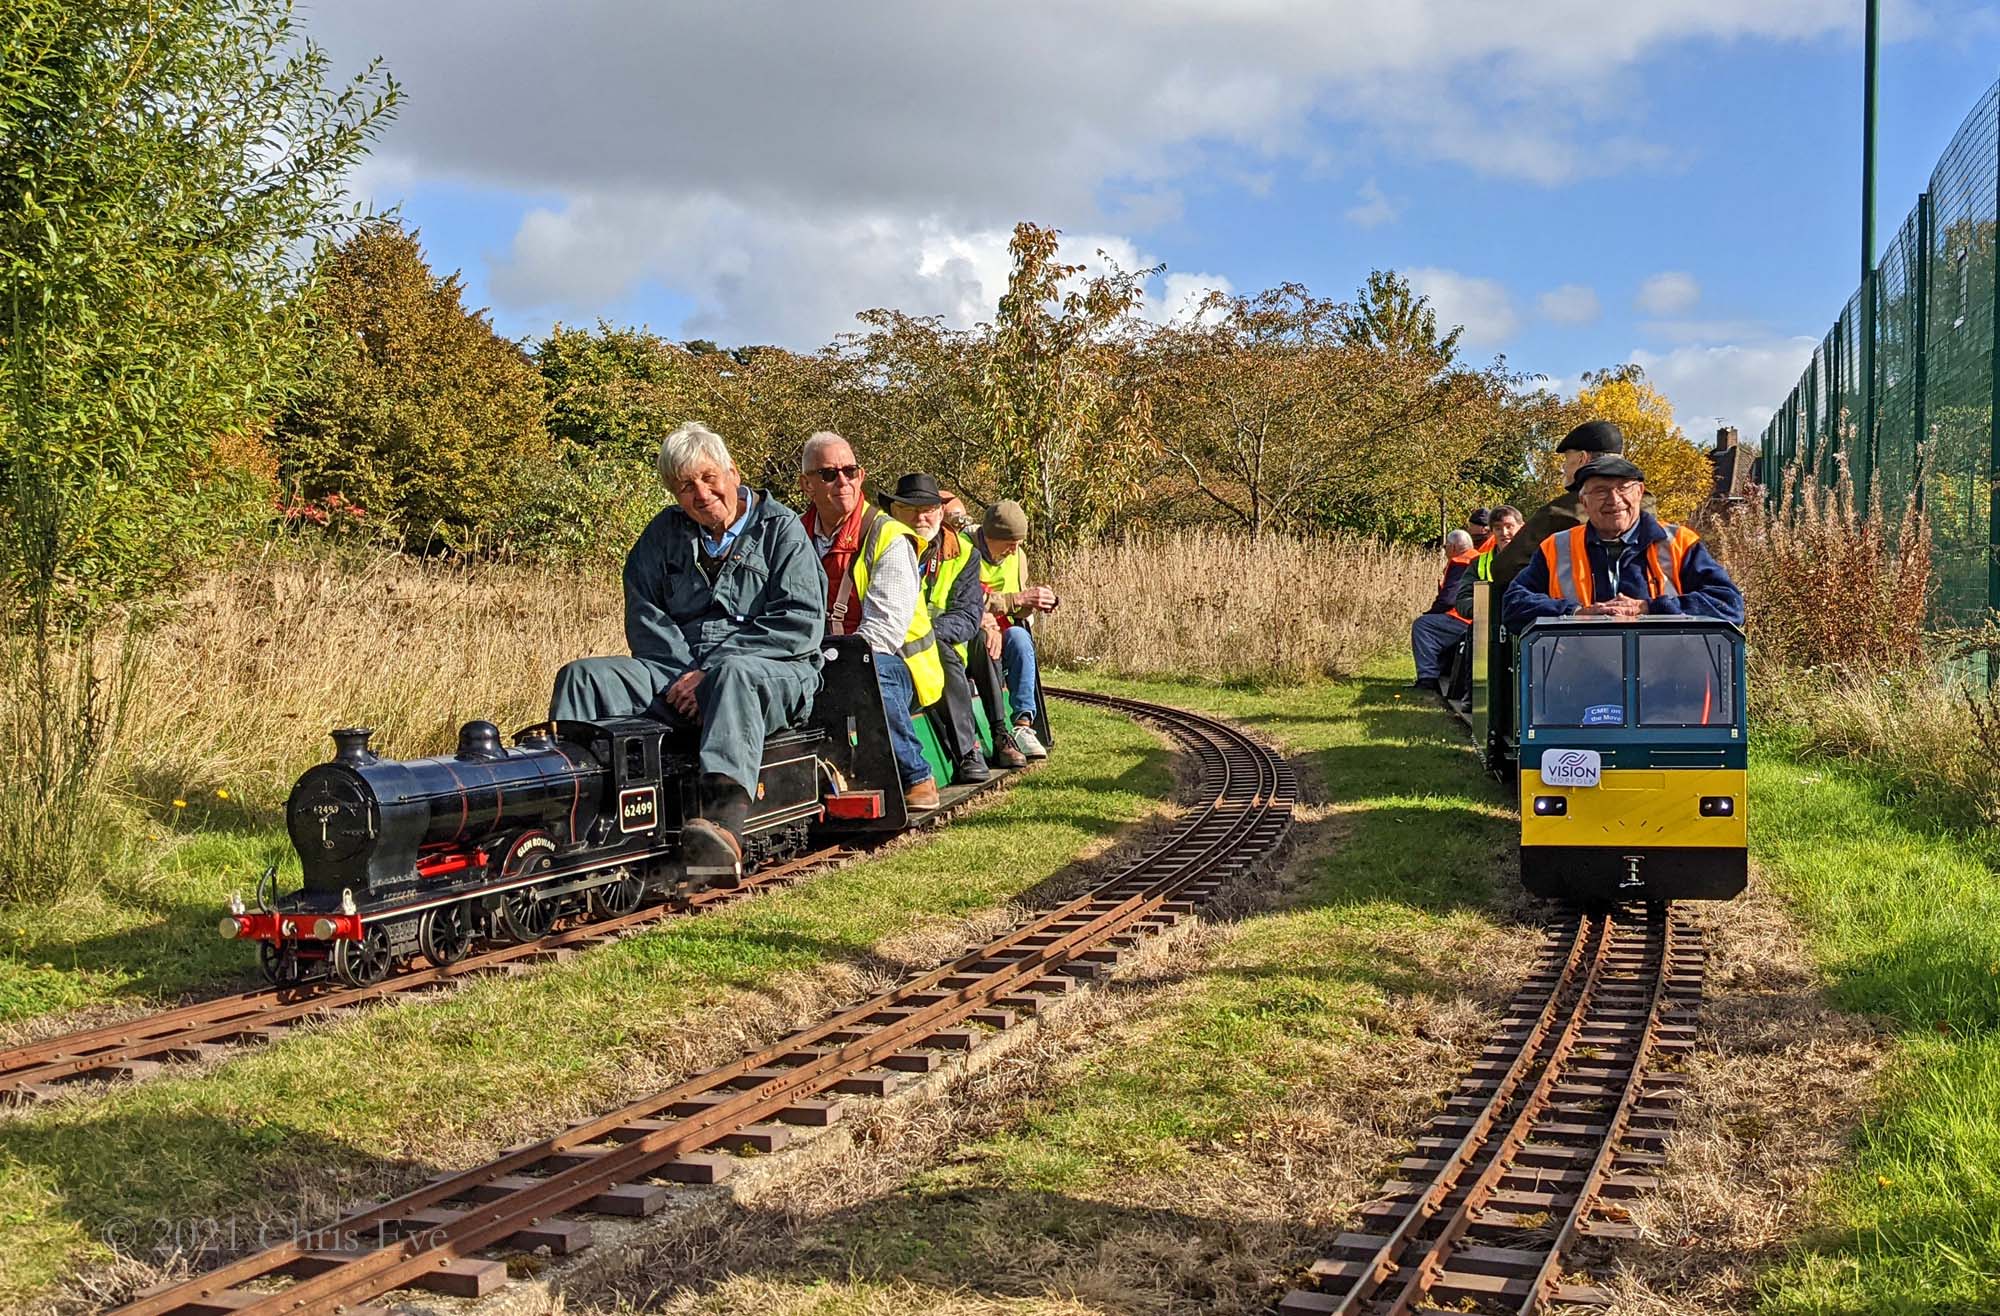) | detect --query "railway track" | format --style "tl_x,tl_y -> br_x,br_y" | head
1280,902 -> 1703,1315
111,690 -> 1293,1316
5,739 -> 1069,1105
